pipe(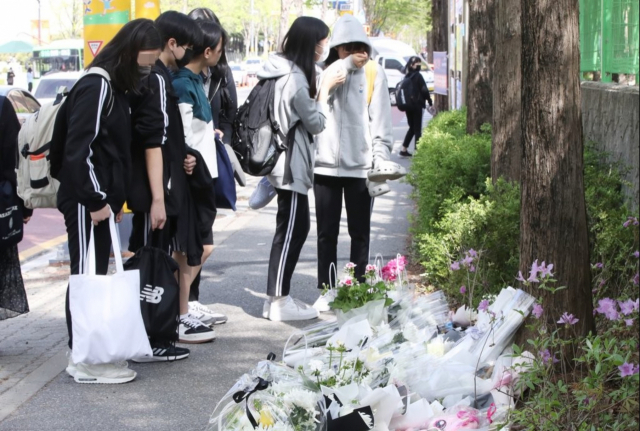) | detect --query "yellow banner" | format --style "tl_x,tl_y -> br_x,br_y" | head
135,0 -> 161,19
83,0 -> 131,65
